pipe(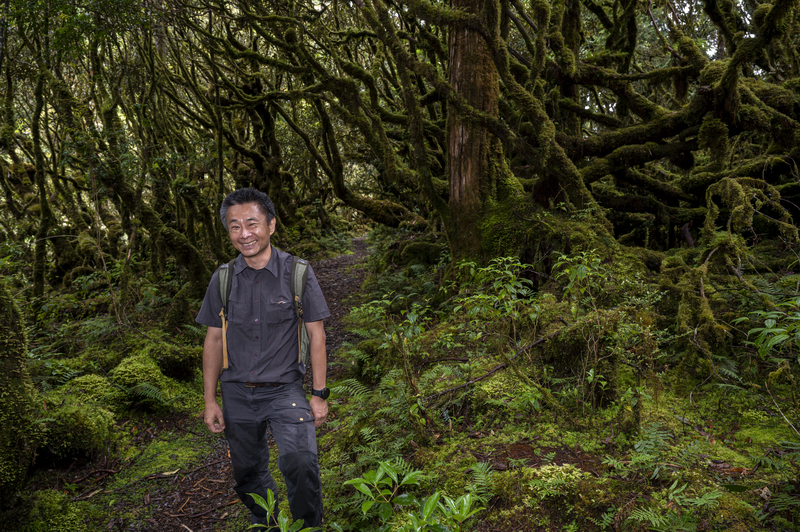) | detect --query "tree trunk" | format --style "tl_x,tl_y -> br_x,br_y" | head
0,280 -> 39,509
447,0 -> 504,261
